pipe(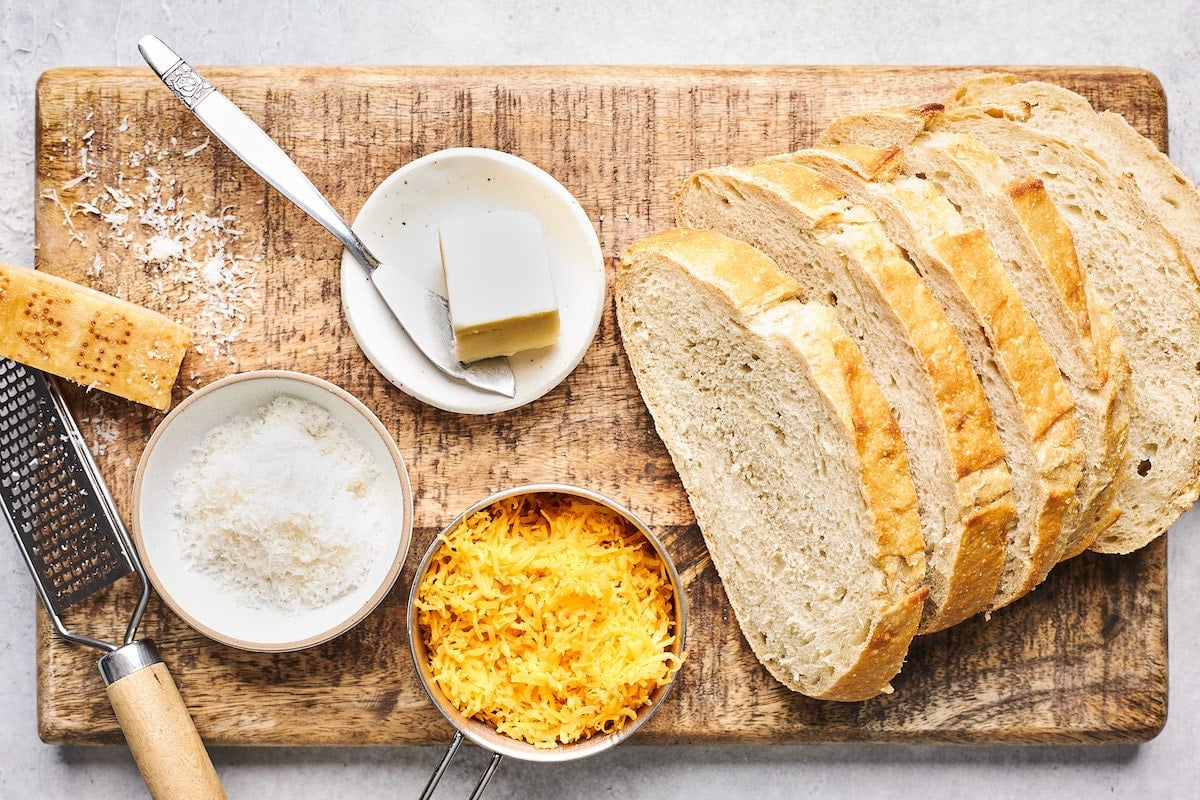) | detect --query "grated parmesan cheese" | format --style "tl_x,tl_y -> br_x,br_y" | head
415,493 -> 684,749
145,233 -> 185,263
41,116 -> 263,360
171,395 -> 387,612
